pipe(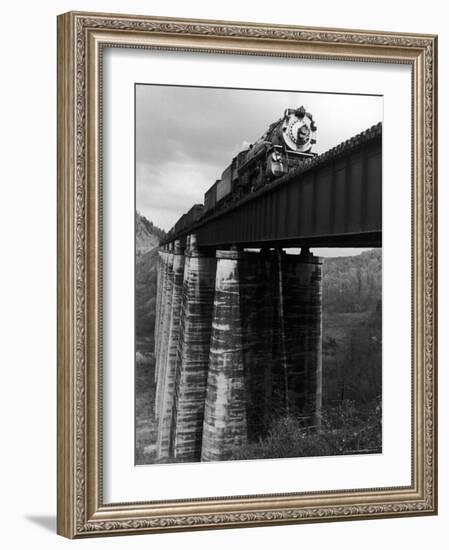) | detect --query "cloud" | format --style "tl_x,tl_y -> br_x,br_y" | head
136,157 -> 218,230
